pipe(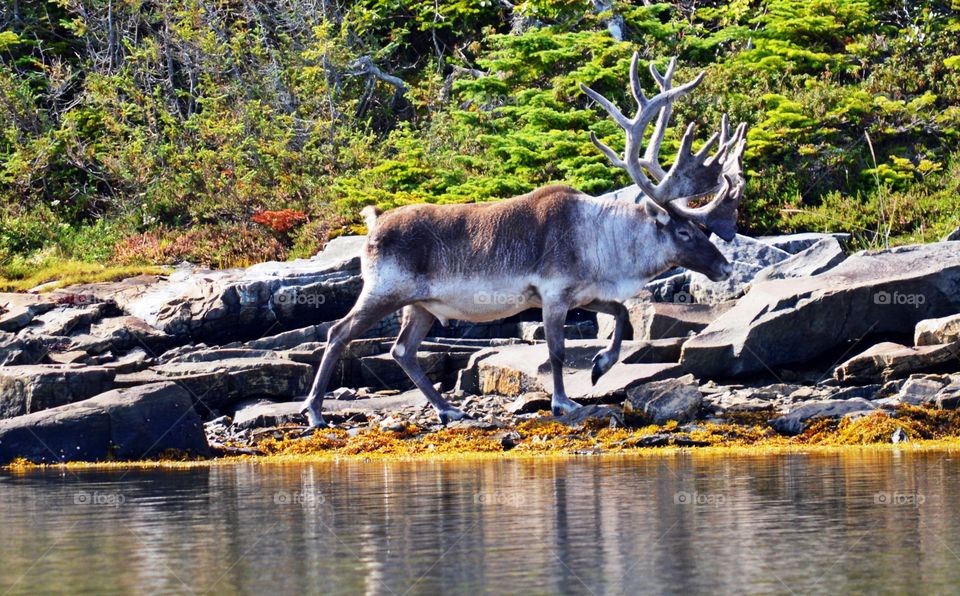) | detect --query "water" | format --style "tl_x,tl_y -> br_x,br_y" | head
2,451 -> 959,595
